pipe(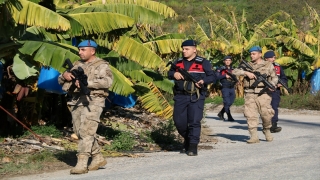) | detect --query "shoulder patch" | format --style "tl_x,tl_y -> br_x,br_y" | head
195,56 -> 204,63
